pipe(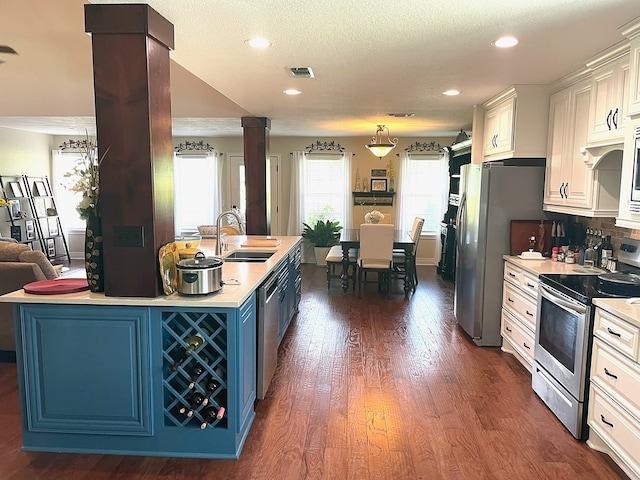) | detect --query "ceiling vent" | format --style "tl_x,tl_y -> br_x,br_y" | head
388,113 -> 415,118
287,66 -> 315,78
